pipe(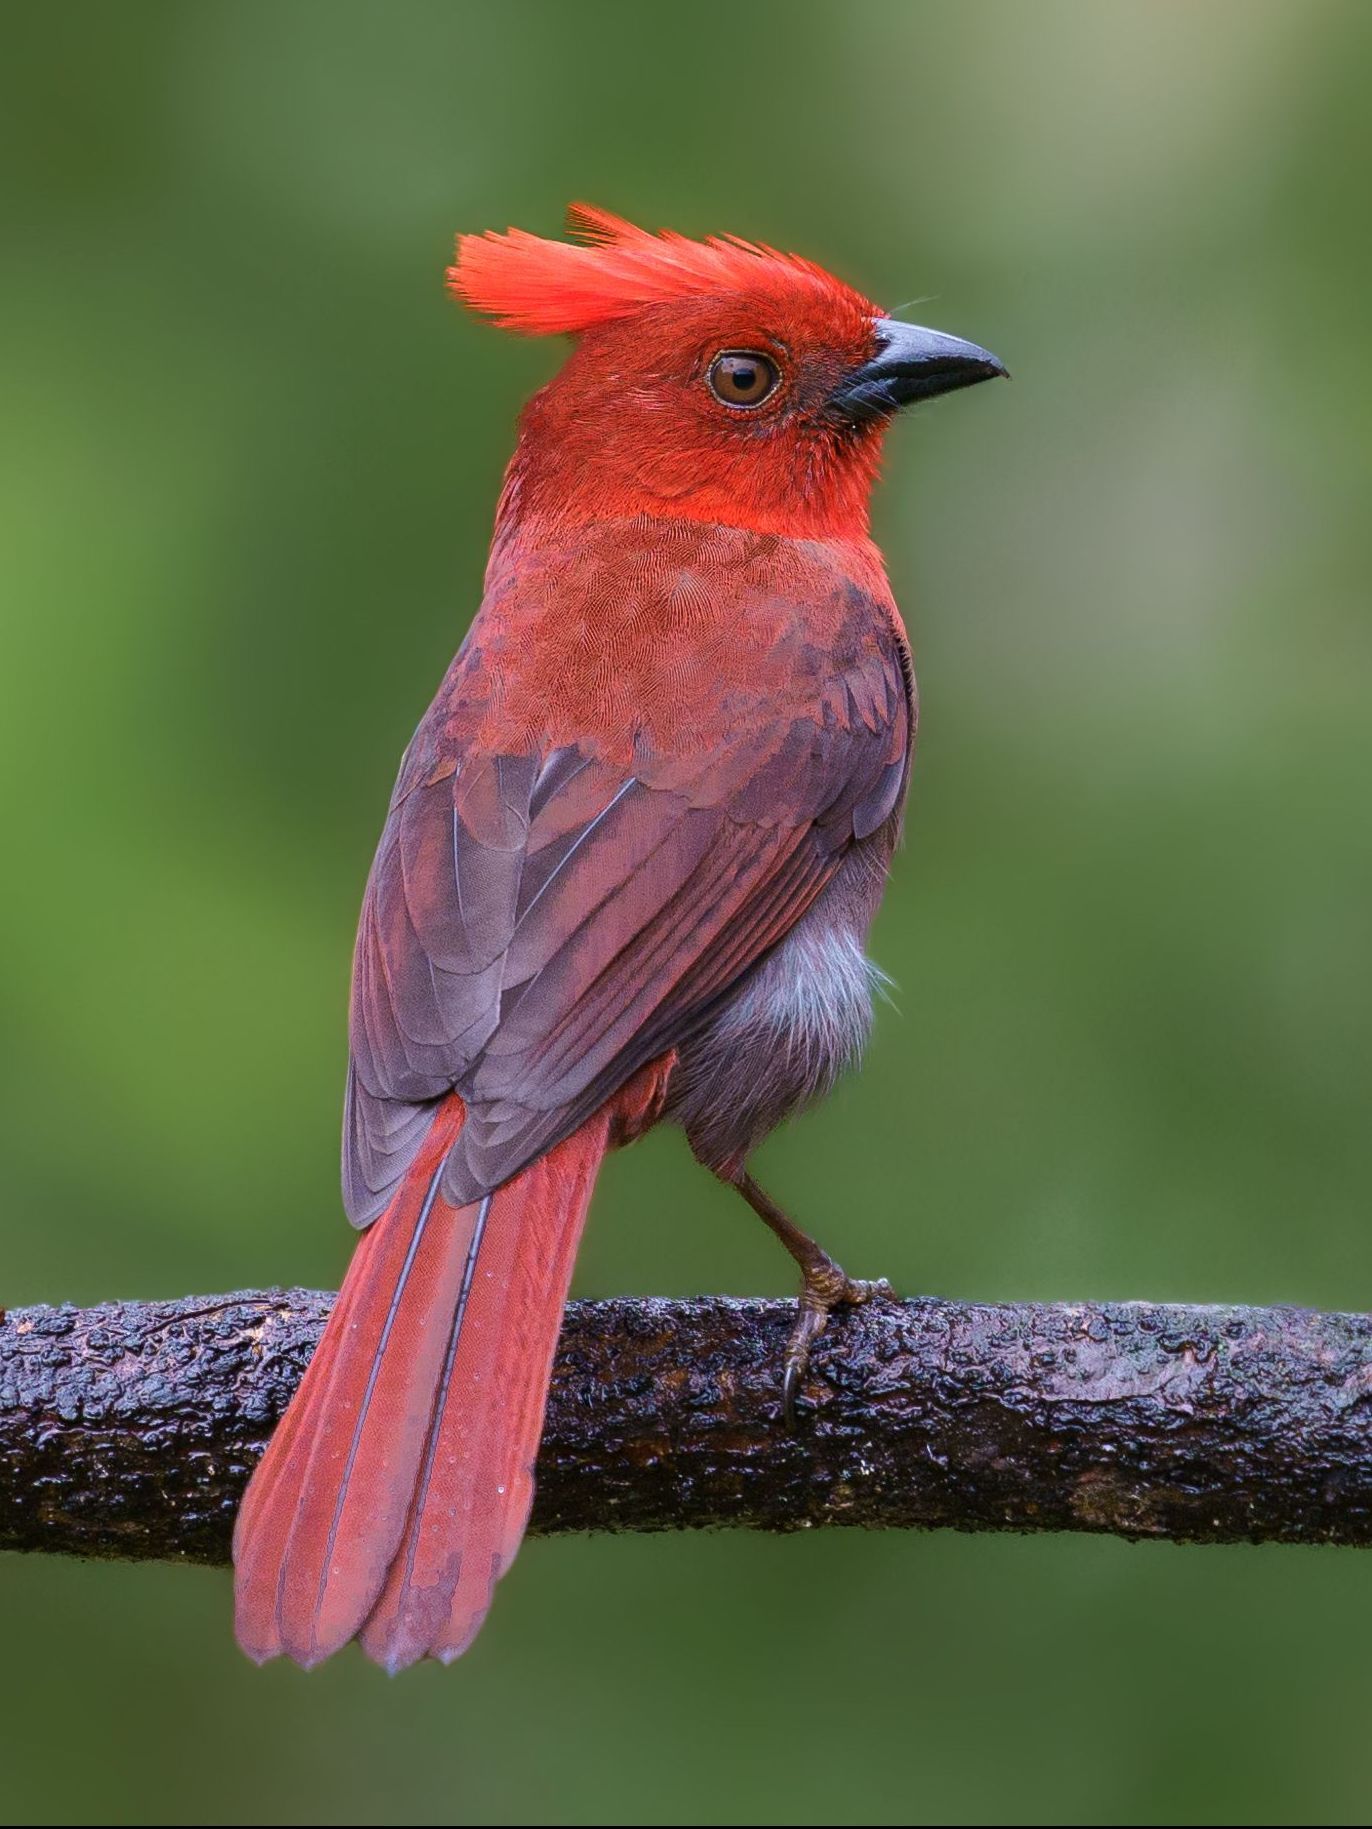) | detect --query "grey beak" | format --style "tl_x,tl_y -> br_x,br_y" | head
833,317 -> 1007,422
